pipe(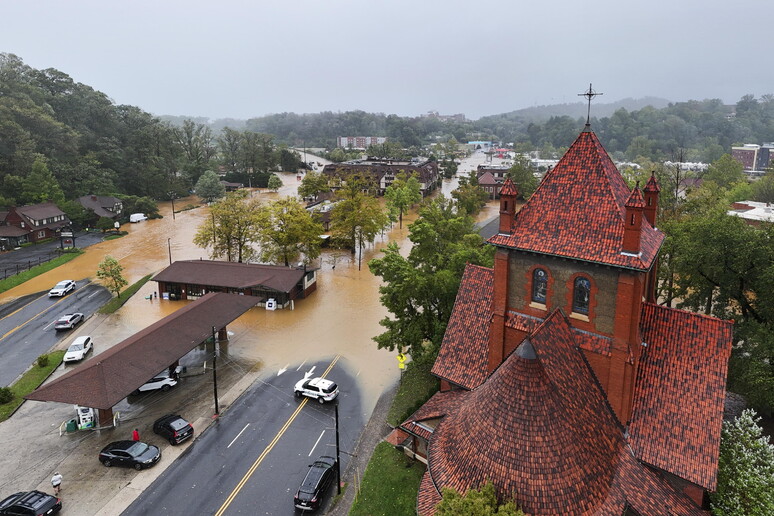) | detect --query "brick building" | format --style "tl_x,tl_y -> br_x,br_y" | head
0,202 -> 70,248
321,158 -> 440,196
389,125 -> 733,514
